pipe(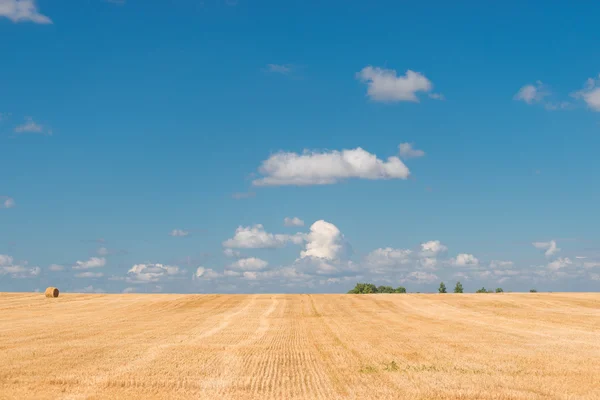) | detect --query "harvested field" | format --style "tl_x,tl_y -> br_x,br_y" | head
0,293 -> 599,400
